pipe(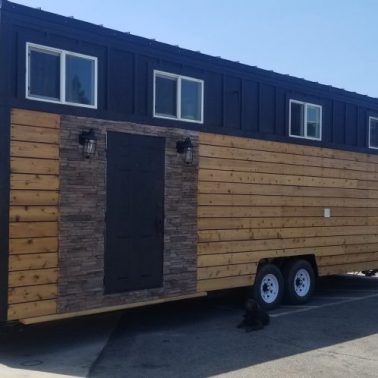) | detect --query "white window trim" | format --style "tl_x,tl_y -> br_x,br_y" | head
289,99 -> 322,141
26,42 -> 98,109
153,70 -> 204,124
368,116 -> 378,150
